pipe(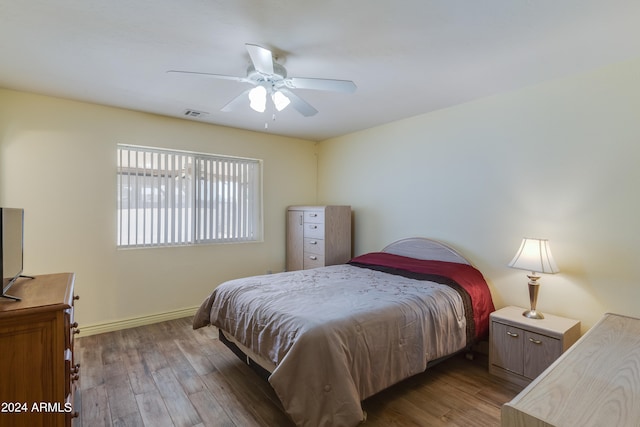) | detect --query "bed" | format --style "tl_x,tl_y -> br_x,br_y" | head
193,238 -> 495,427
